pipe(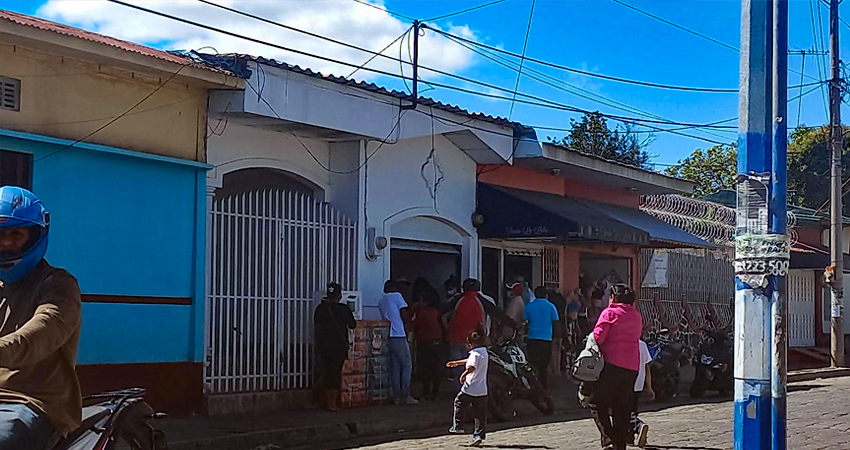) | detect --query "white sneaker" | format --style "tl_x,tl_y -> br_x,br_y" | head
448,426 -> 465,434
404,396 -> 420,405
636,423 -> 649,448
470,437 -> 484,447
